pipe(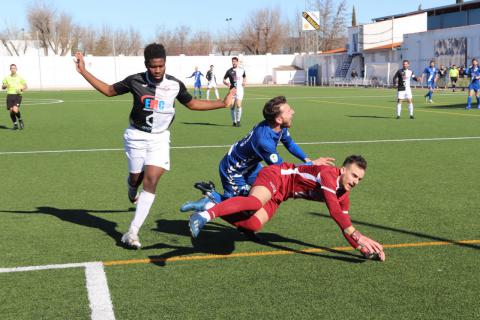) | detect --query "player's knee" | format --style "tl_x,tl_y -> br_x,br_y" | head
143,175 -> 160,193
